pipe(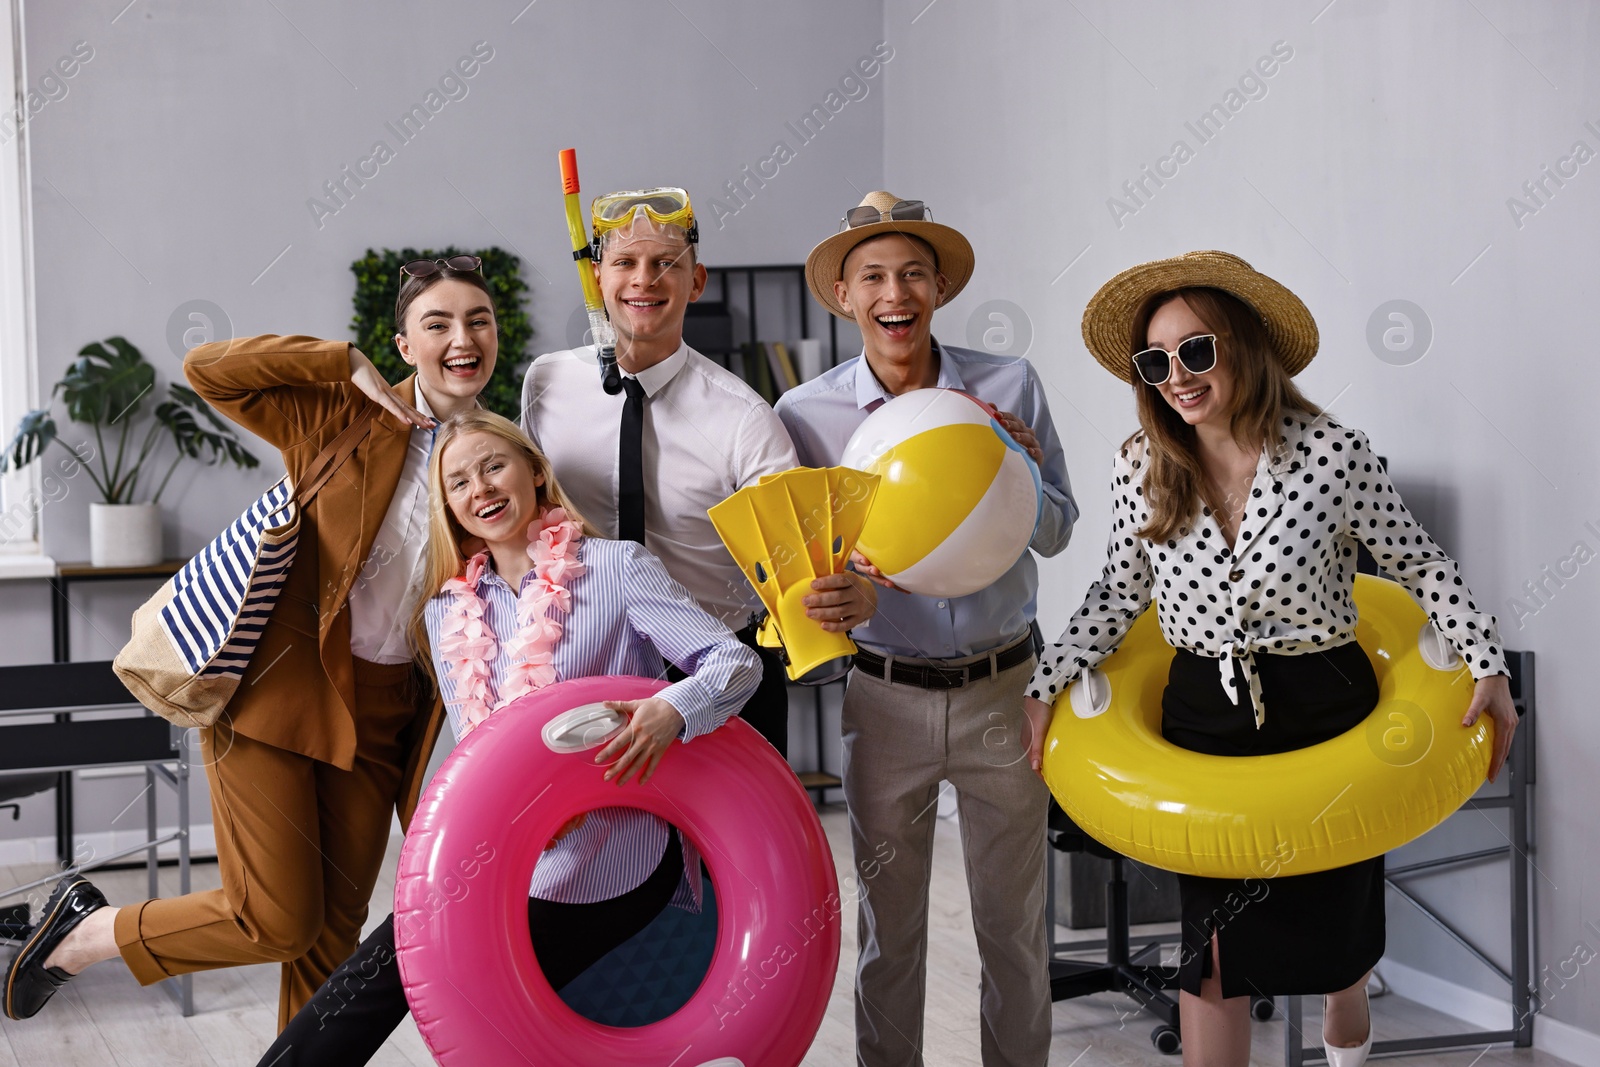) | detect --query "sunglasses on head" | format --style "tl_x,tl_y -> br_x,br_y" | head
399,255 -> 483,282
841,199 -> 930,230
1131,334 -> 1218,385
